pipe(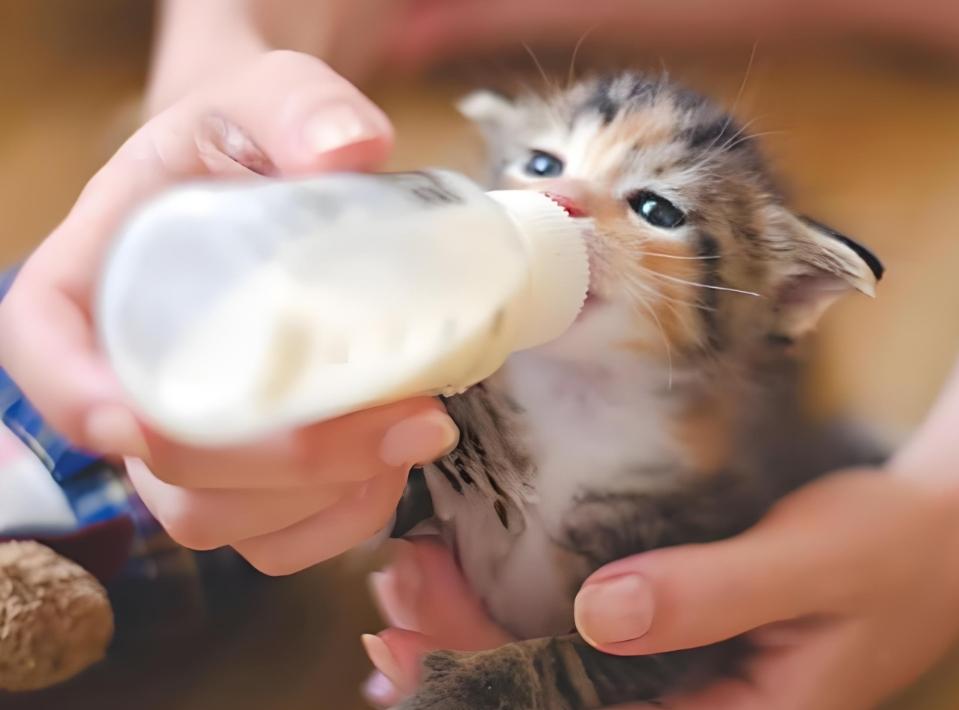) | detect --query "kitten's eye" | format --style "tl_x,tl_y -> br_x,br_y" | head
627,191 -> 686,229
523,150 -> 564,178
